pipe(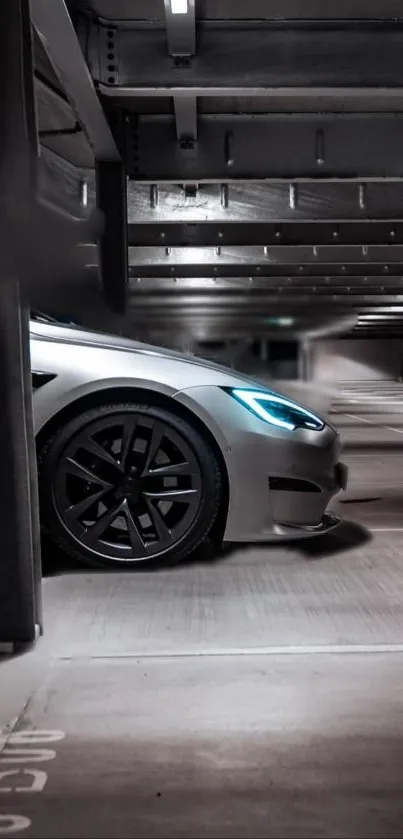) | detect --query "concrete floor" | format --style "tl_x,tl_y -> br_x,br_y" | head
2,382 -> 403,838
